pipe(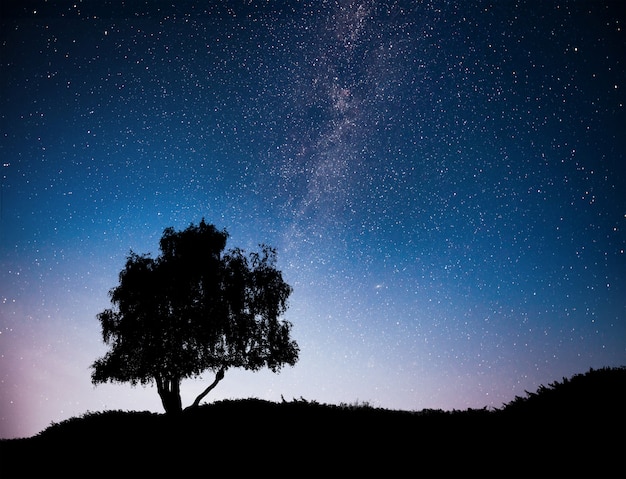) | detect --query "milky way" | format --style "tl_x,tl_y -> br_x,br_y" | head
0,1 -> 624,438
